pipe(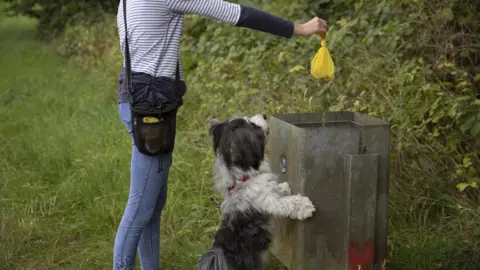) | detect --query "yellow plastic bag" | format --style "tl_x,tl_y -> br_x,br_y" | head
310,35 -> 335,80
